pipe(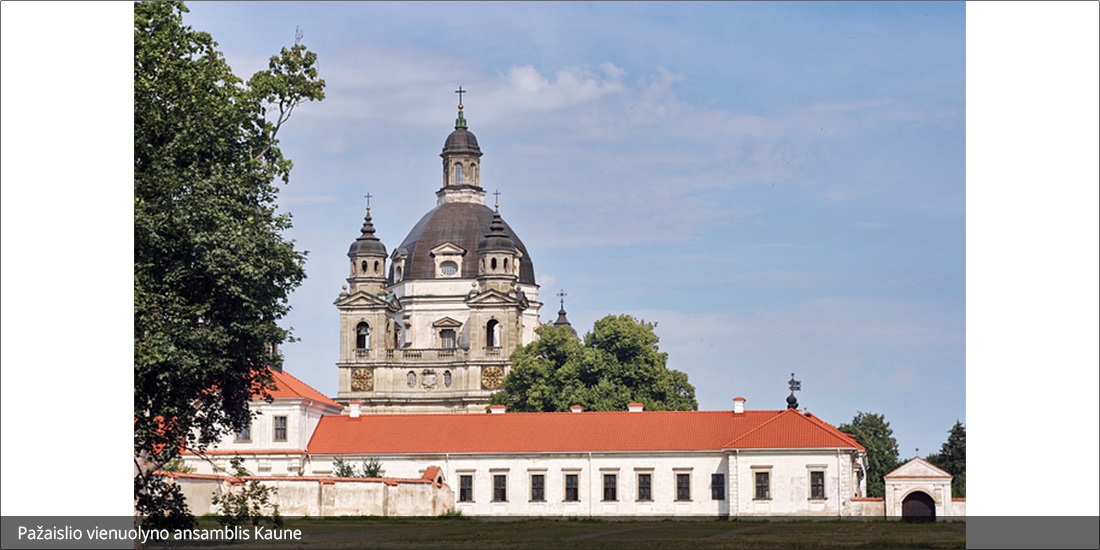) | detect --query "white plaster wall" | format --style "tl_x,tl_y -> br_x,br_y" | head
732,450 -> 856,517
